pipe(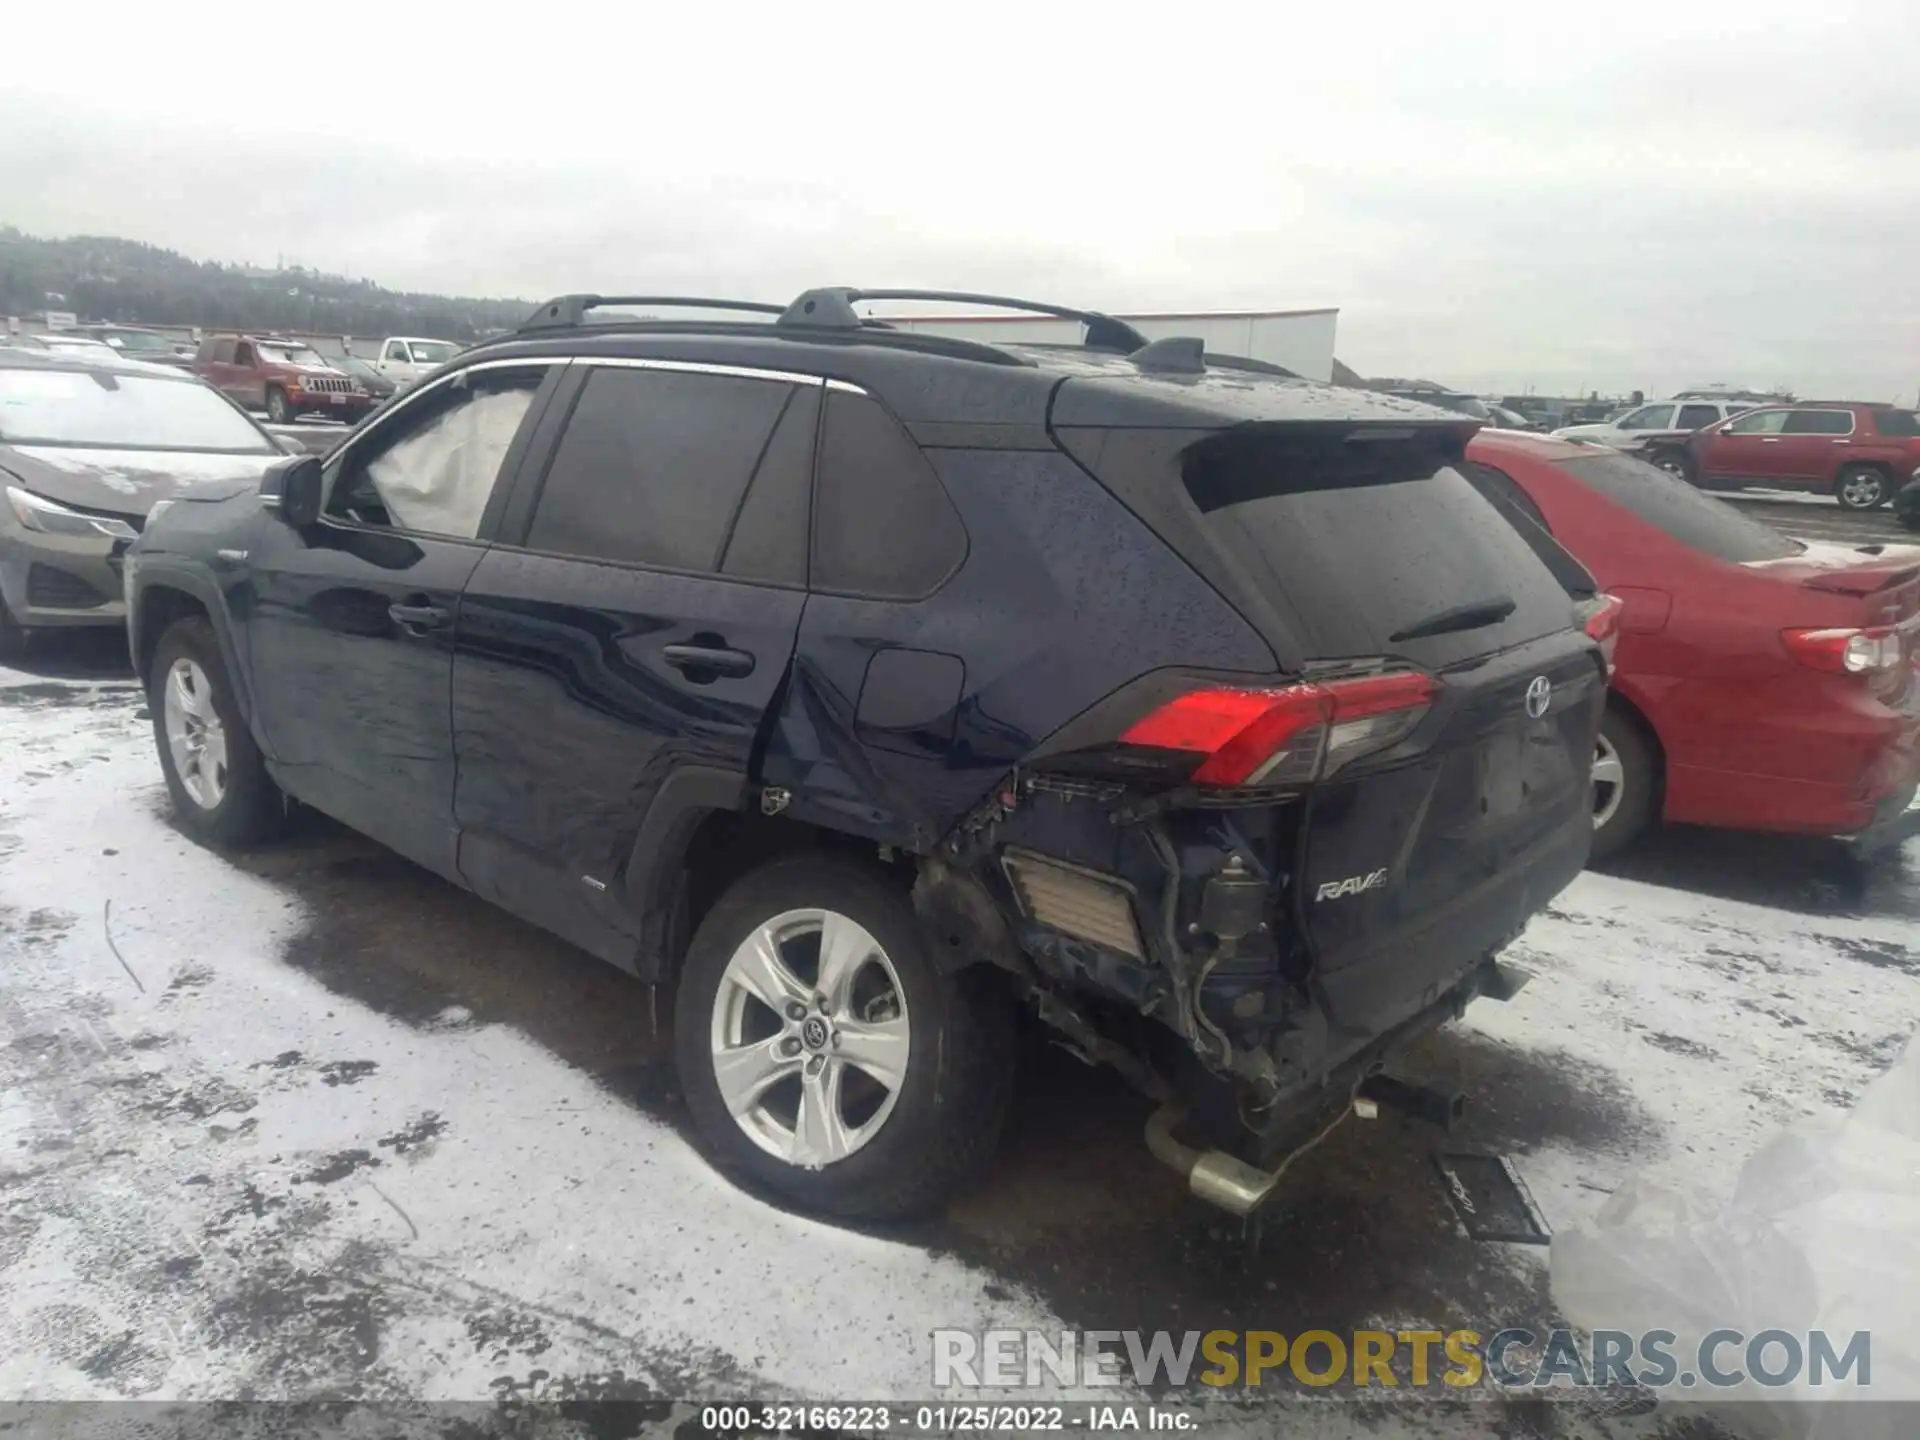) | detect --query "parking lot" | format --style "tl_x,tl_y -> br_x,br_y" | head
2,601 -> 1915,1435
